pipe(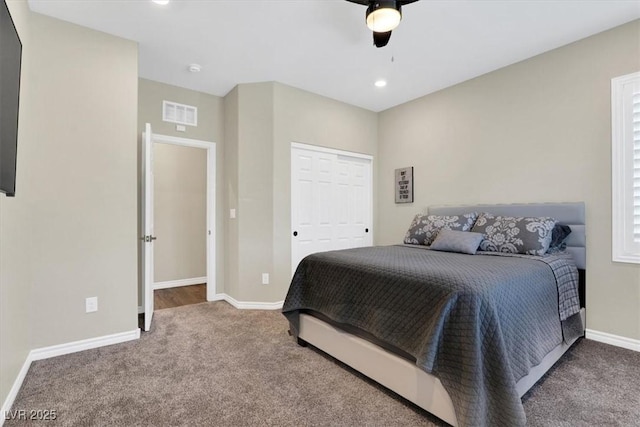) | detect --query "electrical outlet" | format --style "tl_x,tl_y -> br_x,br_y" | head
262,273 -> 269,285
230,208 -> 236,219
86,297 -> 98,313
